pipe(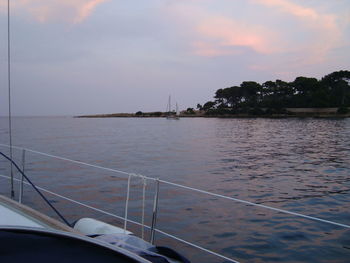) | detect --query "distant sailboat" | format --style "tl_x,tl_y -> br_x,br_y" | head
166,96 -> 180,120
176,103 -> 180,117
